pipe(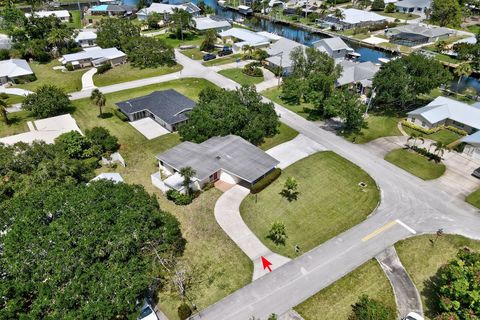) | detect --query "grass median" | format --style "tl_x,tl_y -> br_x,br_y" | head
385,148 -> 446,180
